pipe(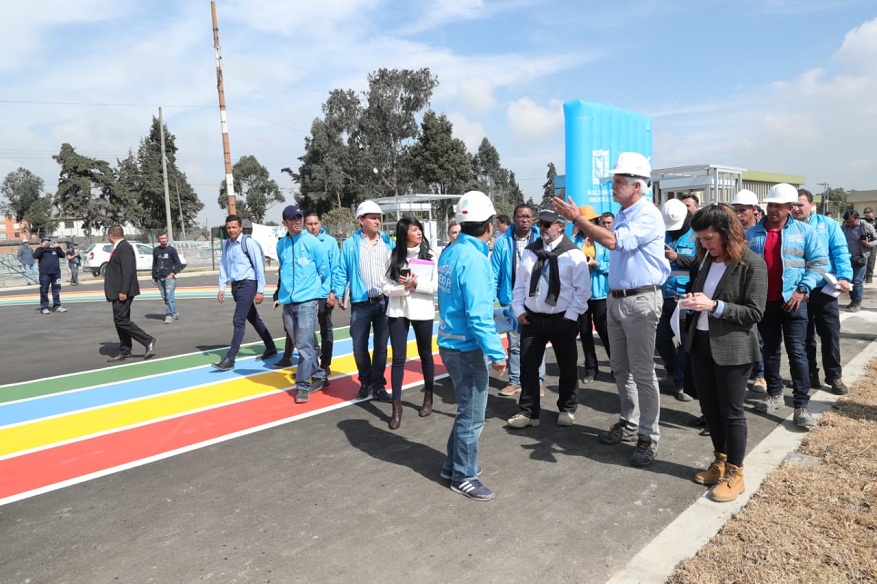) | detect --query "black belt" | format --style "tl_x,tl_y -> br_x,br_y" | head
609,285 -> 660,298
352,295 -> 385,306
